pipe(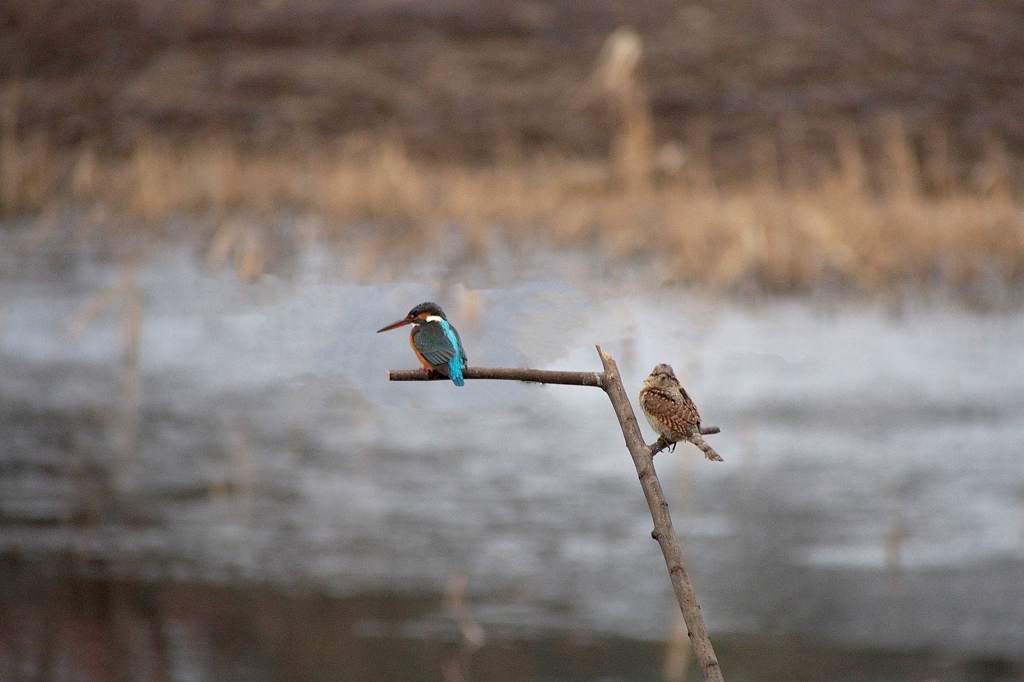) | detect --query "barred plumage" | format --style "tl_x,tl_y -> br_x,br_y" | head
639,363 -> 722,461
